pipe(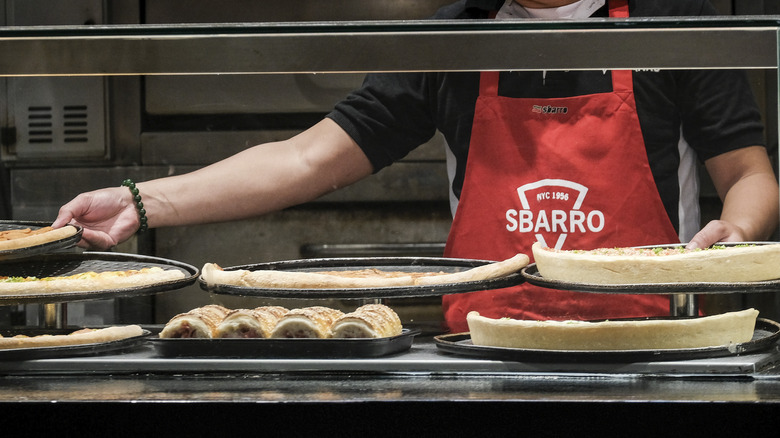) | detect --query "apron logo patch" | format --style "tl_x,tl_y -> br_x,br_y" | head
506,179 -> 604,249
532,105 -> 568,114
